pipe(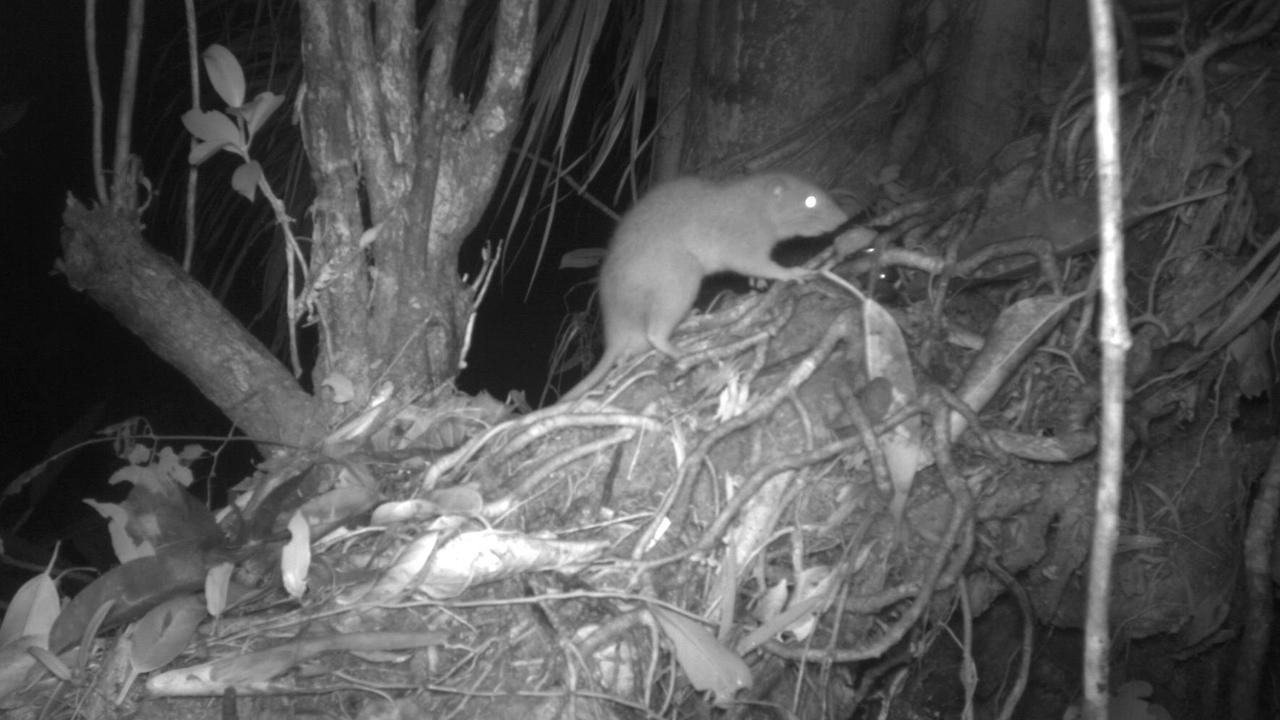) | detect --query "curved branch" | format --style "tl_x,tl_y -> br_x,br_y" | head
432,0 -> 537,248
